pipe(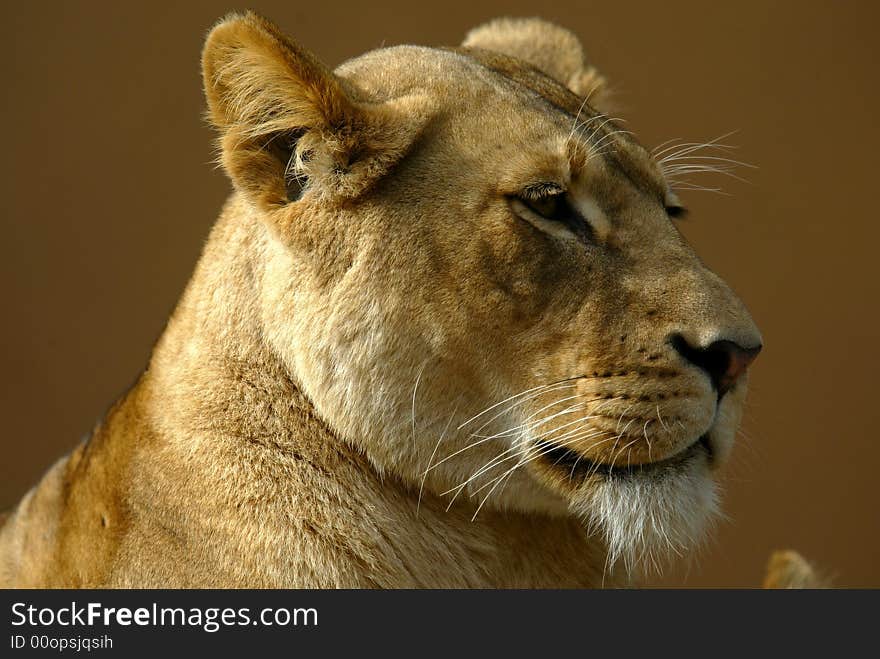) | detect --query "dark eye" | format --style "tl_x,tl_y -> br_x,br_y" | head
522,192 -> 566,221
513,184 -> 593,243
